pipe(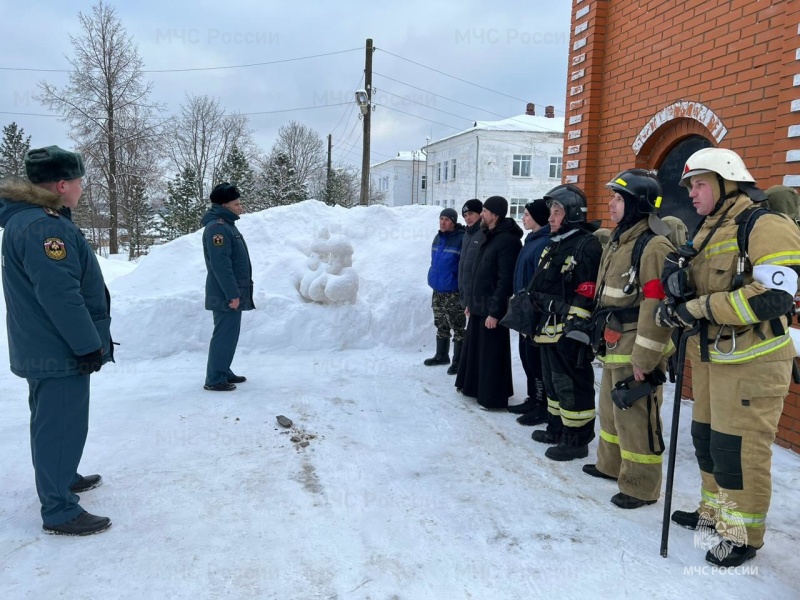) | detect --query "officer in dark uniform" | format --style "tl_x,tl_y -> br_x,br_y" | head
202,182 -> 254,391
0,146 -> 113,535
